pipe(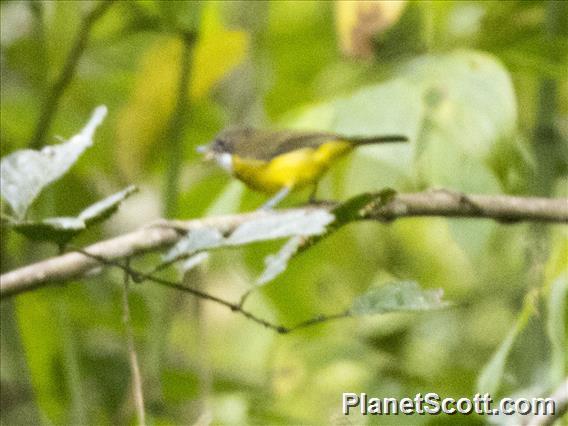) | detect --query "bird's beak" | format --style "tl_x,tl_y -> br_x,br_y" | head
196,144 -> 215,161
